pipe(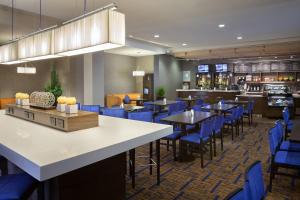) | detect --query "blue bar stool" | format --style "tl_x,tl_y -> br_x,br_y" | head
0,173 -> 37,200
